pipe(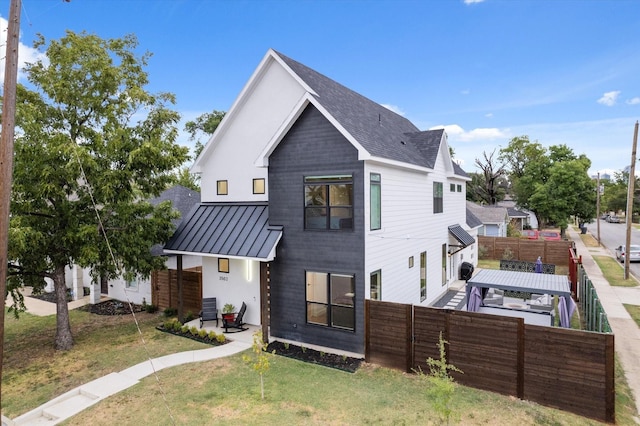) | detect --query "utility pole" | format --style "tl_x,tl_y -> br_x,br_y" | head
596,173 -> 601,246
624,121 -> 639,280
0,0 -> 22,406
